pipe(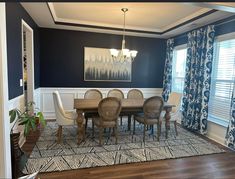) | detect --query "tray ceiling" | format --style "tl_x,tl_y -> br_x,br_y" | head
21,2 -> 234,38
